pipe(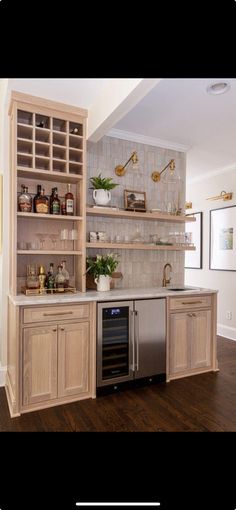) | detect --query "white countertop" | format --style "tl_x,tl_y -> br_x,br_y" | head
9,286 -> 218,306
